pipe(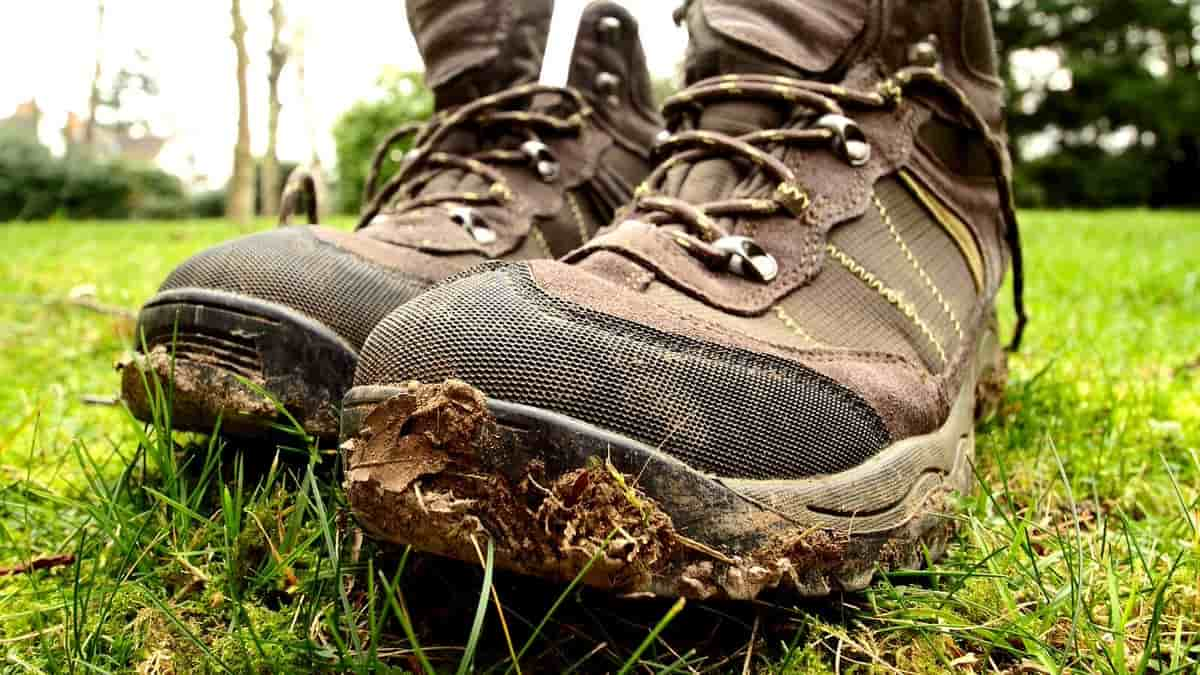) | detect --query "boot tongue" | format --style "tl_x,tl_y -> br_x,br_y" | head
419,129 -> 485,196
408,0 -> 551,109
671,101 -> 787,206
684,0 -> 871,81
667,0 -> 869,207
404,0 -> 552,197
